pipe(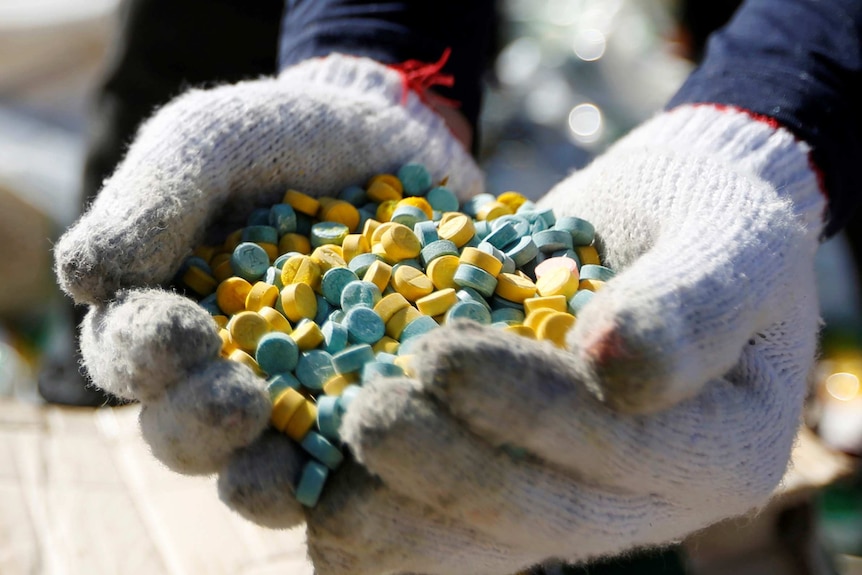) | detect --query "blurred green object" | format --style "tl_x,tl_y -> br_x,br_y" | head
819,477 -> 862,557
